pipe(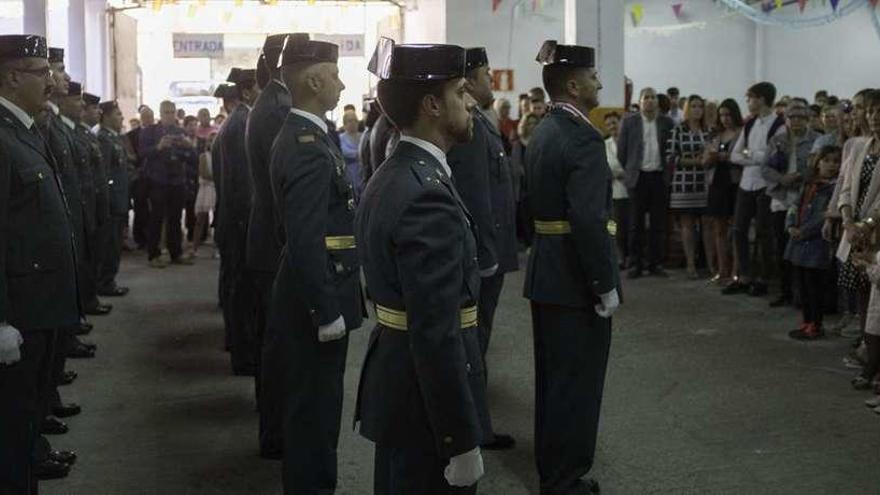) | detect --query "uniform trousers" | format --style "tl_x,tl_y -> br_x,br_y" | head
97,216 -> 126,291
253,270 -> 282,455
373,444 -> 478,495
477,273 -> 504,359
271,297 -> 348,495
0,329 -> 57,495
222,223 -> 257,374
78,219 -> 100,310
531,303 -> 612,495
131,177 -> 150,248
147,183 -> 185,261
